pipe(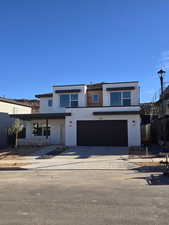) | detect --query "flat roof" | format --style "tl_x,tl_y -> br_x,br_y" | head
0,97 -> 31,107
102,81 -> 139,85
53,81 -> 139,87
53,84 -> 85,87
10,113 -> 71,120
37,81 -> 139,98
